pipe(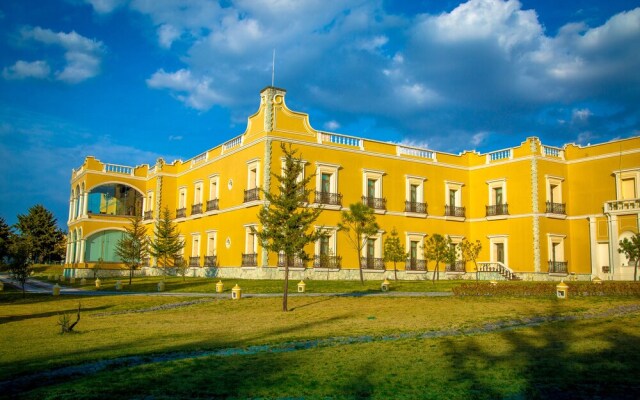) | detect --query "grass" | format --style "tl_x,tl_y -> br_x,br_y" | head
1,291 -> 640,398
30,273 -> 465,293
